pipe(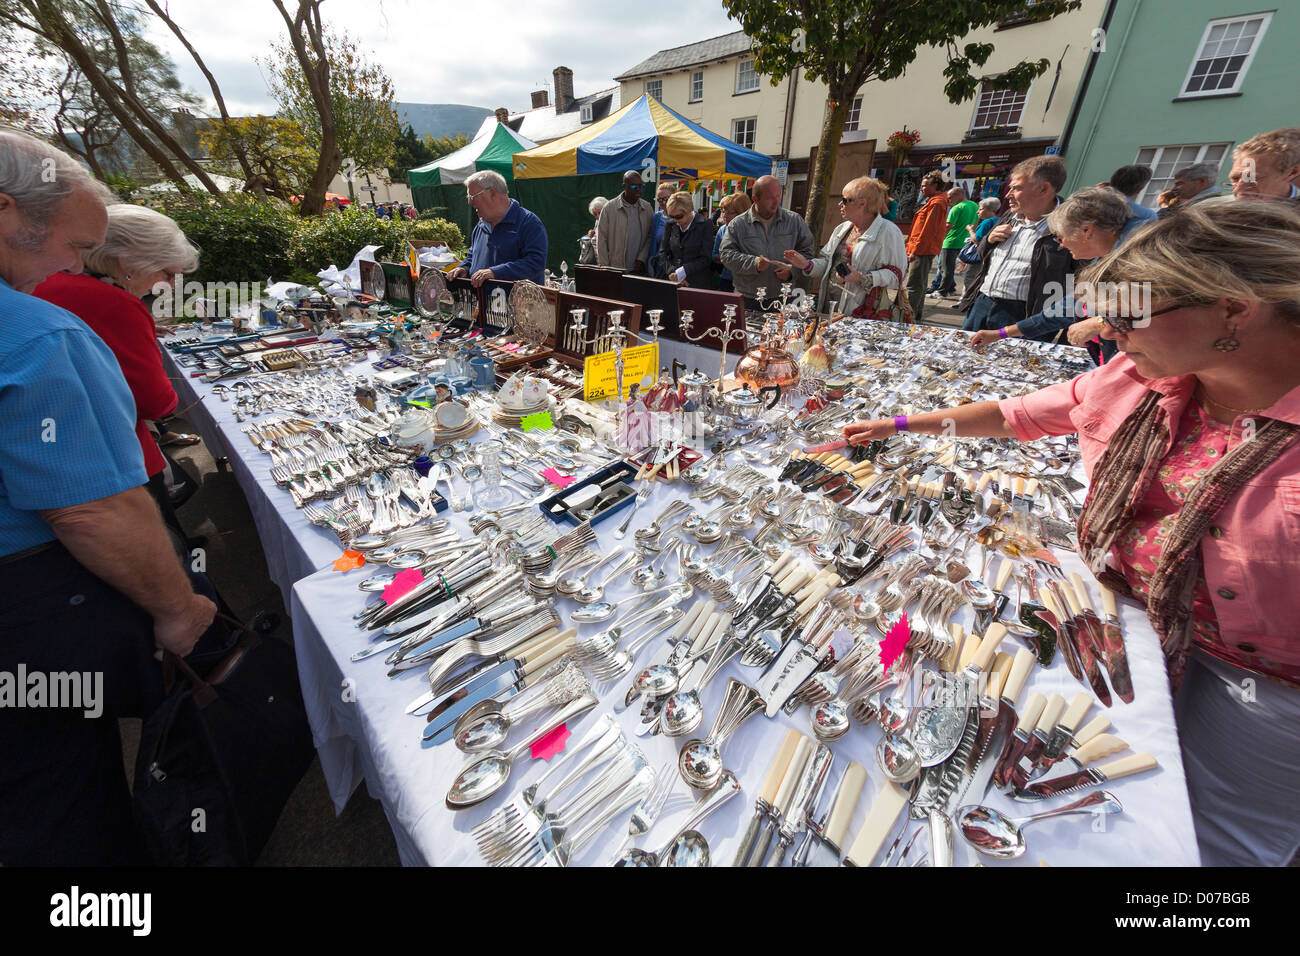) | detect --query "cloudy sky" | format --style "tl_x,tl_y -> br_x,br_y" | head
145,0 -> 741,116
